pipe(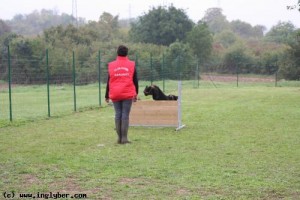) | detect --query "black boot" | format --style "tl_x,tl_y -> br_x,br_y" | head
115,119 -> 122,144
121,119 -> 131,144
